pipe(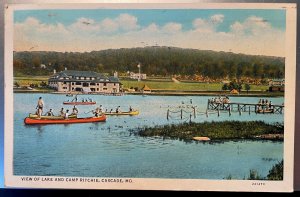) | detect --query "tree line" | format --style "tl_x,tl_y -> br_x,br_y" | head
13,46 -> 285,80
